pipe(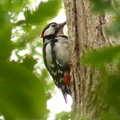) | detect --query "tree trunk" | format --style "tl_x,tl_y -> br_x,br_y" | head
63,0 -> 114,119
